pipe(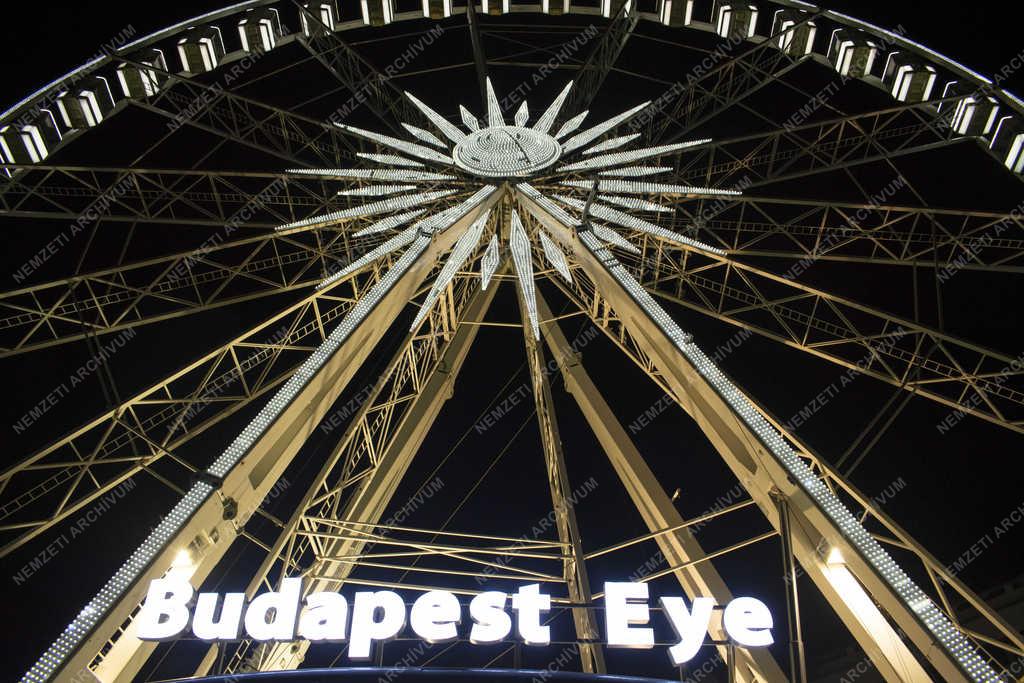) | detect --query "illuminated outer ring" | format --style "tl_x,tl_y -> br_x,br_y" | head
453,126 -> 562,178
